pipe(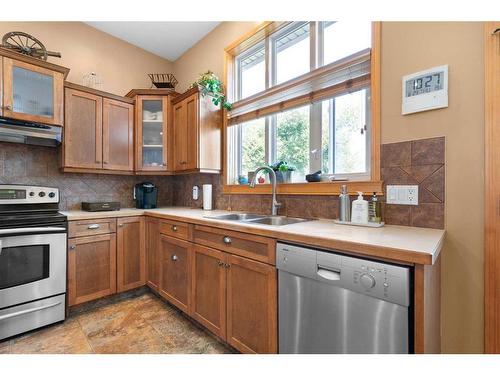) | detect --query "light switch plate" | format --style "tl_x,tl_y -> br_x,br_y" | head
386,185 -> 418,205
